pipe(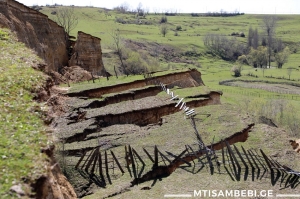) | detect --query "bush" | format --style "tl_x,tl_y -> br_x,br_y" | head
160,24 -> 168,37
160,16 -> 167,23
231,65 -> 242,77
123,51 -> 148,75
176,25 -> 182,31
237,55 -> 248,65
115,17 -> 126,24
146,57 -> 160,72
174,31 -> 179,36
204,33 -> 247,61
